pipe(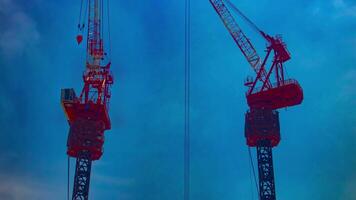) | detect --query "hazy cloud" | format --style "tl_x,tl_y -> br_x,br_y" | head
338,69 -> 356,103
341,173 -> 356,199
94,174 -> 136,187
0,175 -> 56,200
0,0 -> 40,58
333,0 -> 356,17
